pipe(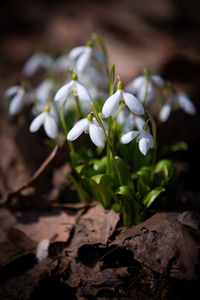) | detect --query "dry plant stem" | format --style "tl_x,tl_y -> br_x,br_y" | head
91,103 -> 123,186
59,105 -> 75,154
